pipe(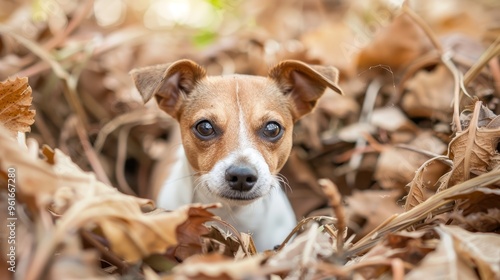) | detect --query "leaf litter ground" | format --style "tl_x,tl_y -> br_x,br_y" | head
0,0 -> 499,279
